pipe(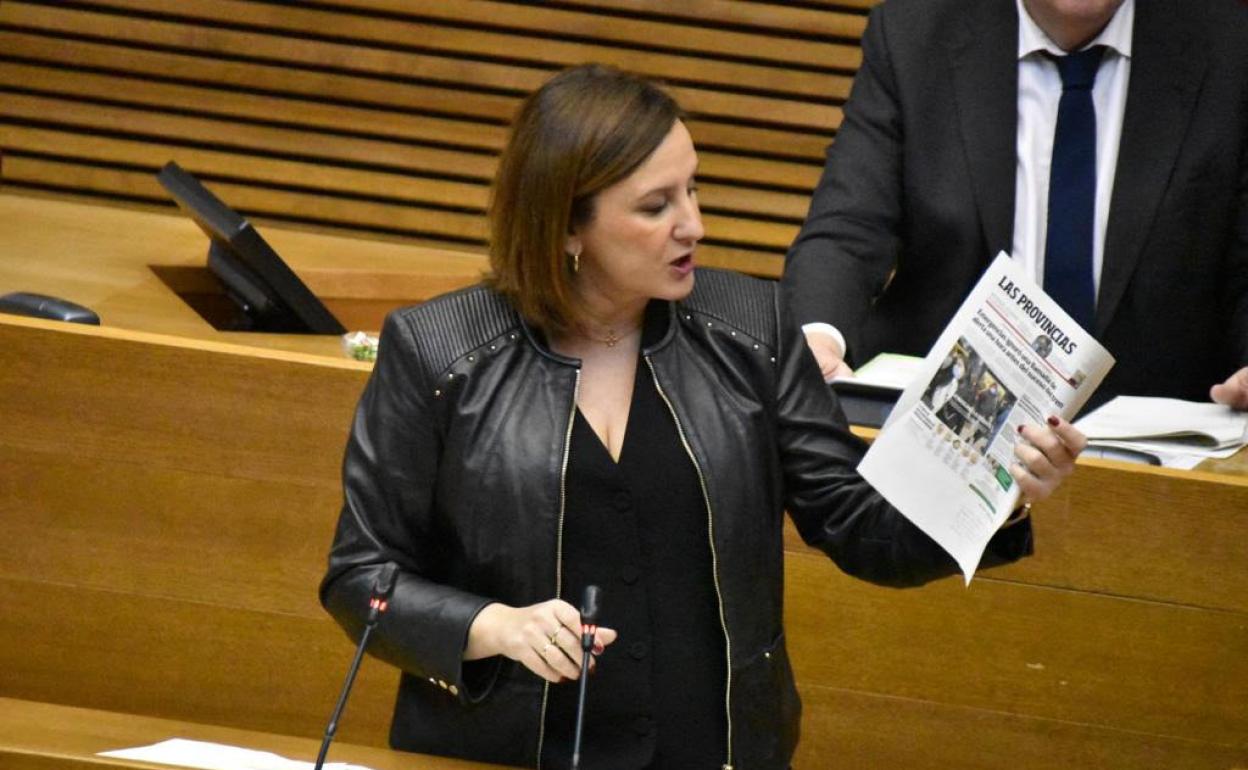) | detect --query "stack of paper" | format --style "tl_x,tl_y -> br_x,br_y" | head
1075,396 -> 1248,469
